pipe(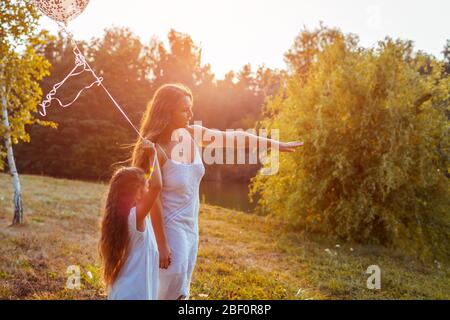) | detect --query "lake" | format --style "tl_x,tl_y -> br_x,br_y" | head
199,180 -> 257,213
